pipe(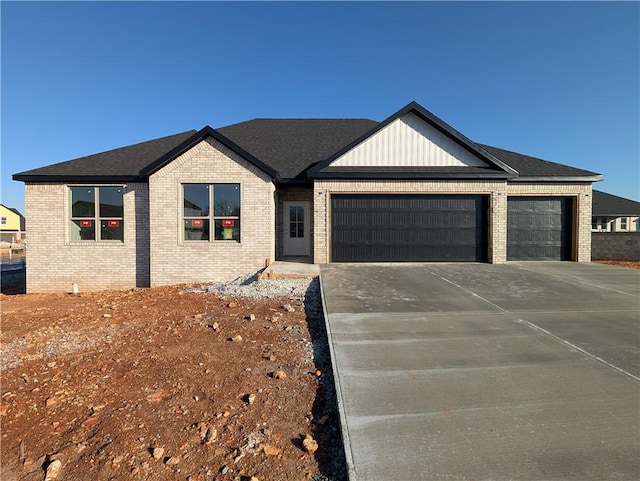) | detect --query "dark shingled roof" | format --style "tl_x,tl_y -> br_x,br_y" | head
478,144 -> 602,180
13,113 -> 603,184
13,131 -> 197,181
592,190 -> 640,216
217,119 -> 378,181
